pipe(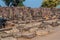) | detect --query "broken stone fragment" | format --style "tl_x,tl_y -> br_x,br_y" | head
12,27 -> 19,33
46,25 -> 53,31
22,31 -> 36,39
12,20 -> 18,24
39,23 -> 48,29
36,29 -> 48,36
12,32 -> 22,38
6,21 -> 15,28
29,27 -> 38,33
1,37 -> 17,40
57,20 -> 60,25
1,33 -> 13,38
50,22 -> 60,27
4,27 -> 19,34
23,22 -> 42,31
44,19 -> 58,24
52,16 -> 57,19
0,32 -> 12,38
